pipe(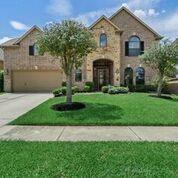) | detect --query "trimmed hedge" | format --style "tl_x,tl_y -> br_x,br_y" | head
102,86 -> 129,95
85,82 -> 94,92
101,86 -> 109,93
83,85 -> 91,92
52,88 -> 62,97
52,86 -> 80,97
